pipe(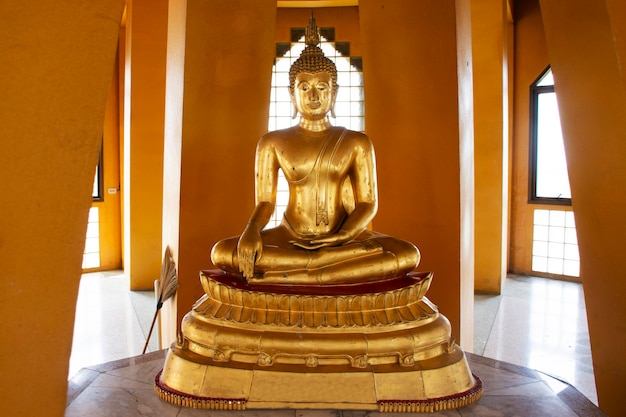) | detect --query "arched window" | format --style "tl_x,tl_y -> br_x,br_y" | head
267,27 -> 364,227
